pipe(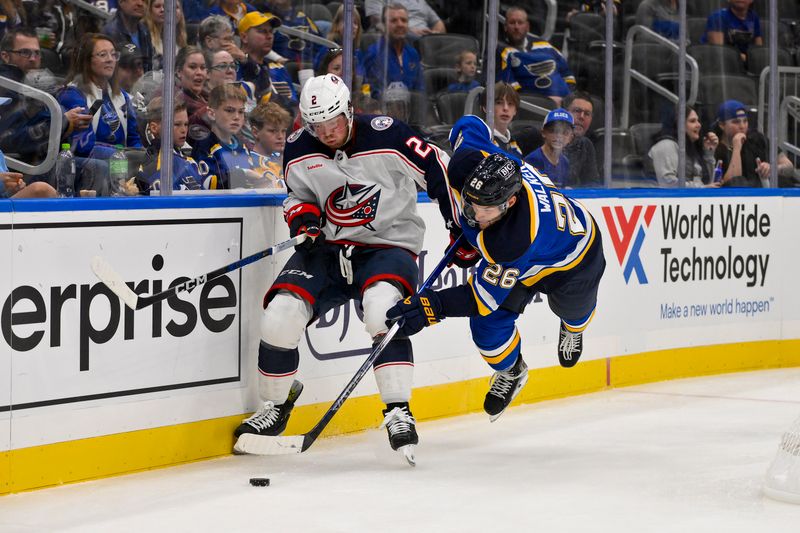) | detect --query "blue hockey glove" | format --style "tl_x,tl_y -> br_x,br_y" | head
386,289 -> 445,337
